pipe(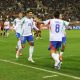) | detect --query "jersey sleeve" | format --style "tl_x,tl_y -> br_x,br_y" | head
43,20 -> 50,25
63,21 -> 69,27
